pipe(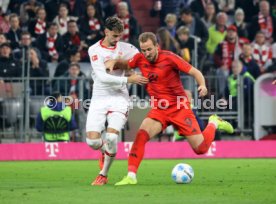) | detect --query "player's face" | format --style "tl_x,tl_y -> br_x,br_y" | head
140,39 -> 158,63
105,29 -> 122,46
